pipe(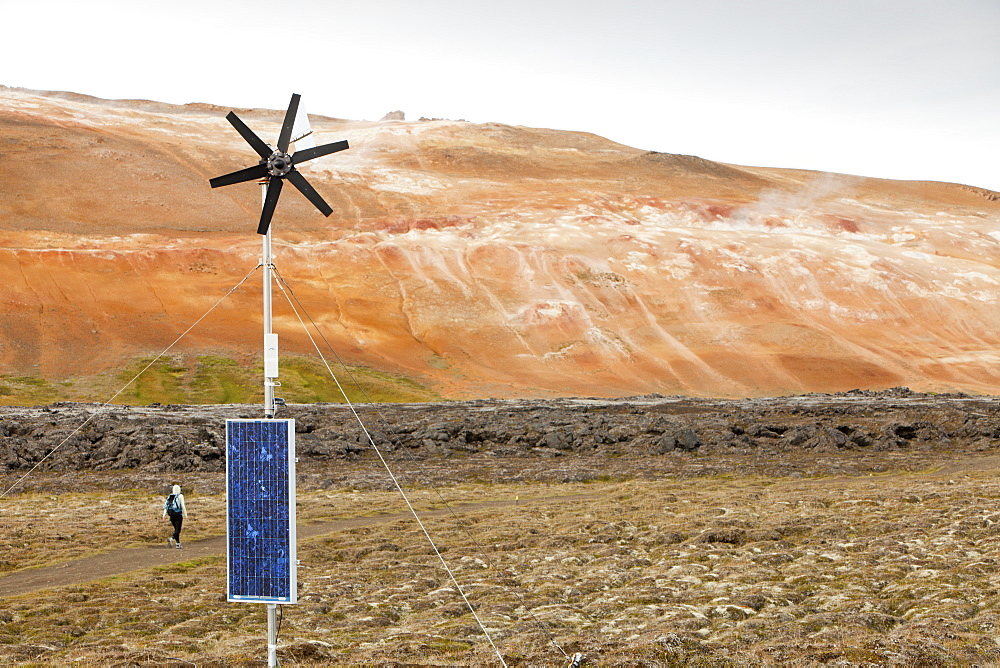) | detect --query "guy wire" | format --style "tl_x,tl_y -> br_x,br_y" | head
272,265 -> 576,662
270,266 -> 509,667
